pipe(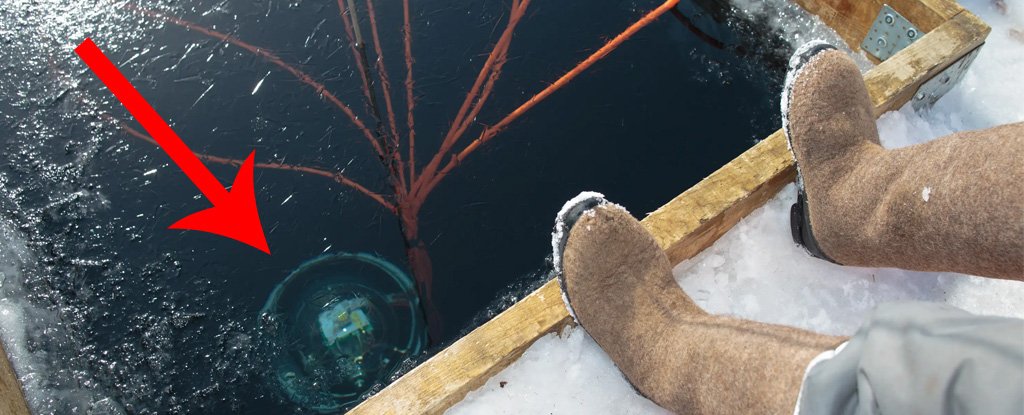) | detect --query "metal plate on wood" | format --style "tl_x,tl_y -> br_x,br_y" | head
912,45 -> 983,111
862,5 -> 921,61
